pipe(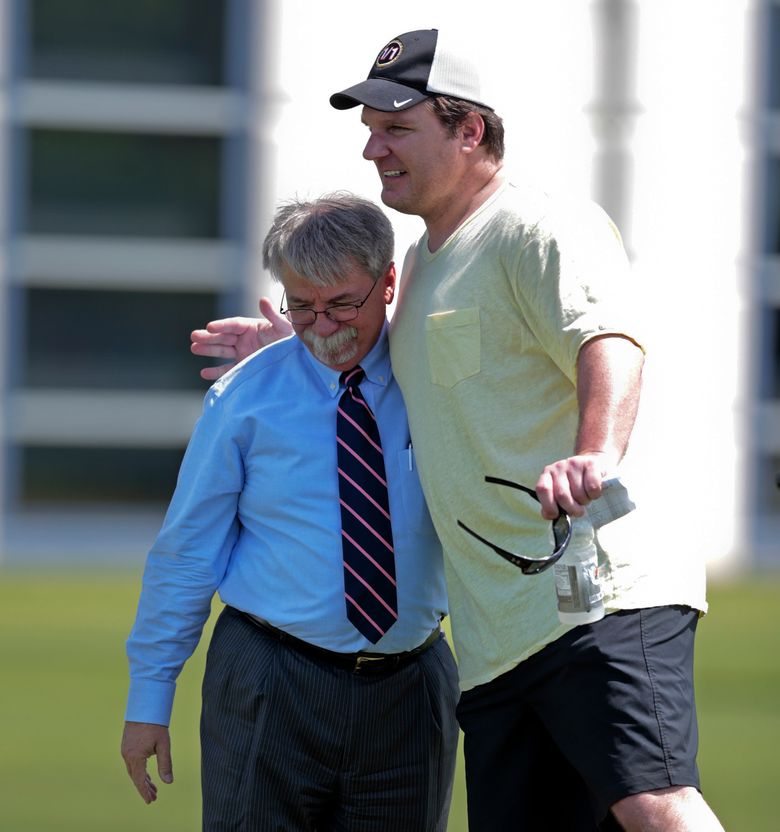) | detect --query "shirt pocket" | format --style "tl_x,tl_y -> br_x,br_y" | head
425,308 -> 481,388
